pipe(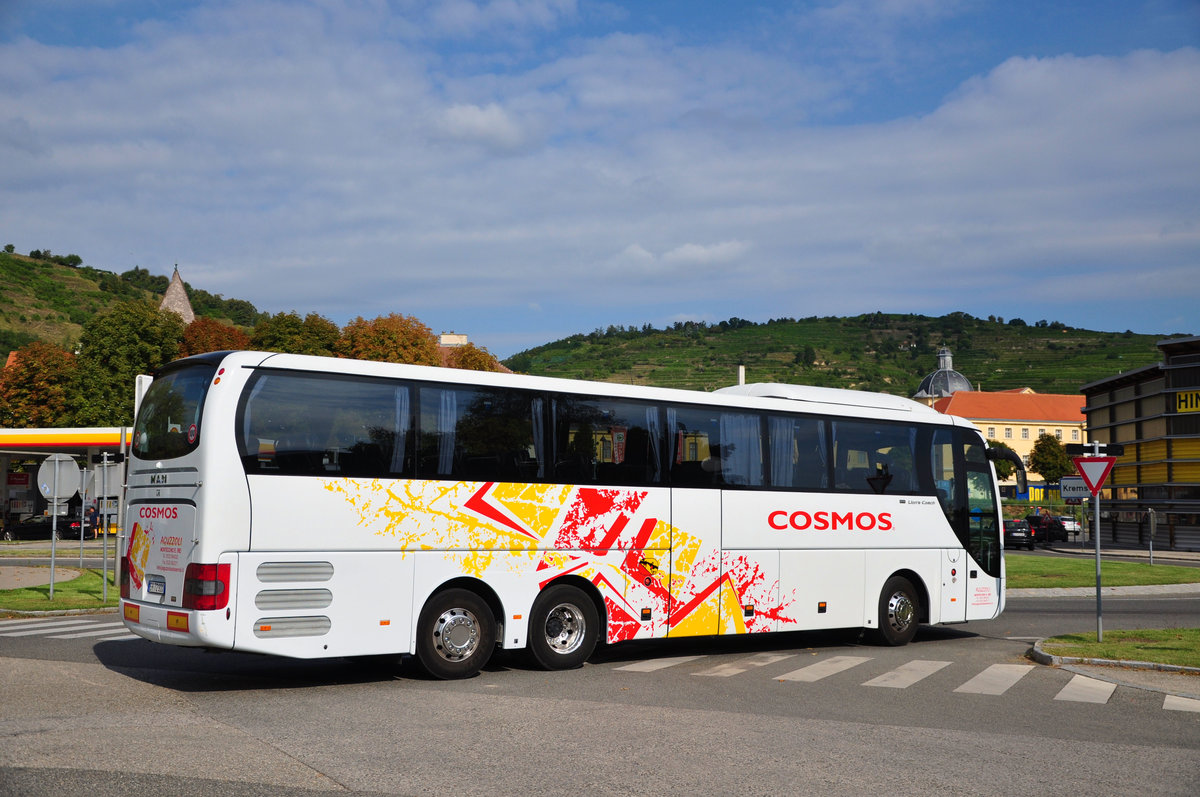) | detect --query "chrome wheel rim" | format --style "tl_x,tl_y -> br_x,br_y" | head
886,591 -> 915,635
432,607 -> 481,661
543,602 -> 586,655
